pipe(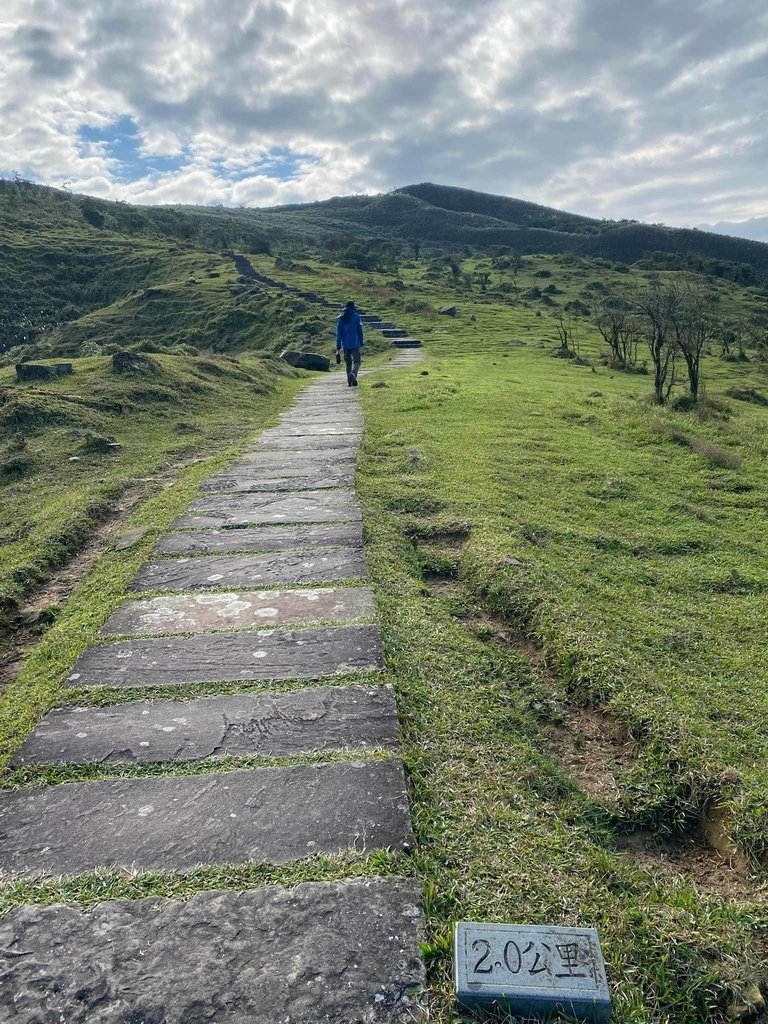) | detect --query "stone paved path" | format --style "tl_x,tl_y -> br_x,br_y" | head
0,351 -> 426,1022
